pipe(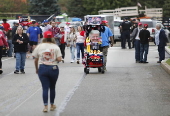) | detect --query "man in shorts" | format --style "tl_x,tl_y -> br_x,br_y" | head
27,21 -> 40,53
